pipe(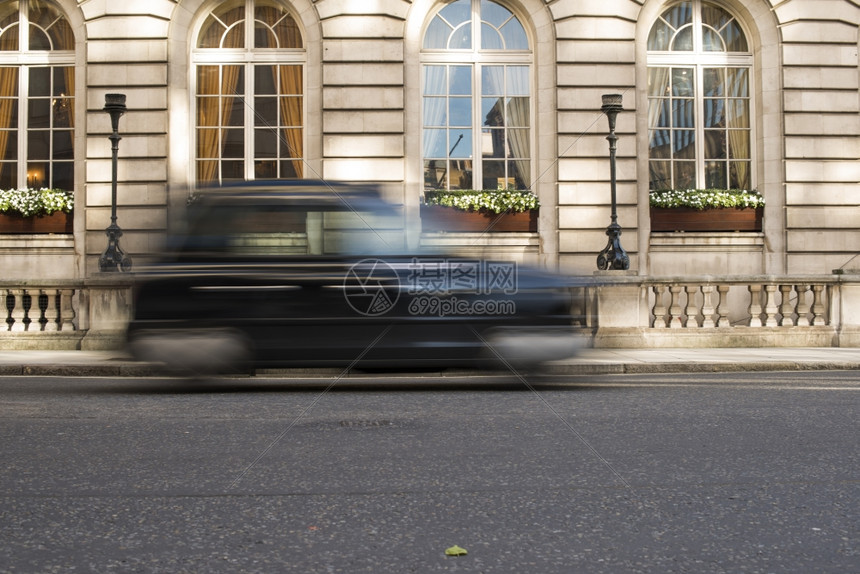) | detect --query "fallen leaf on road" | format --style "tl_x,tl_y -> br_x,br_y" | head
445,545 -> 468,556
